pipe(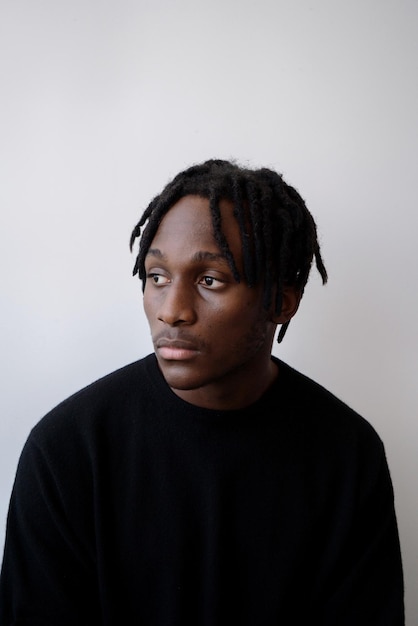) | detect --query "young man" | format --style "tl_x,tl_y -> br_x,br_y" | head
0,159 -> 404,624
